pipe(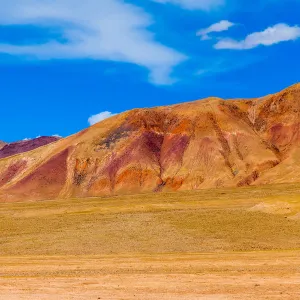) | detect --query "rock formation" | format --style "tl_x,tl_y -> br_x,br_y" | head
0,83 -> 299,202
